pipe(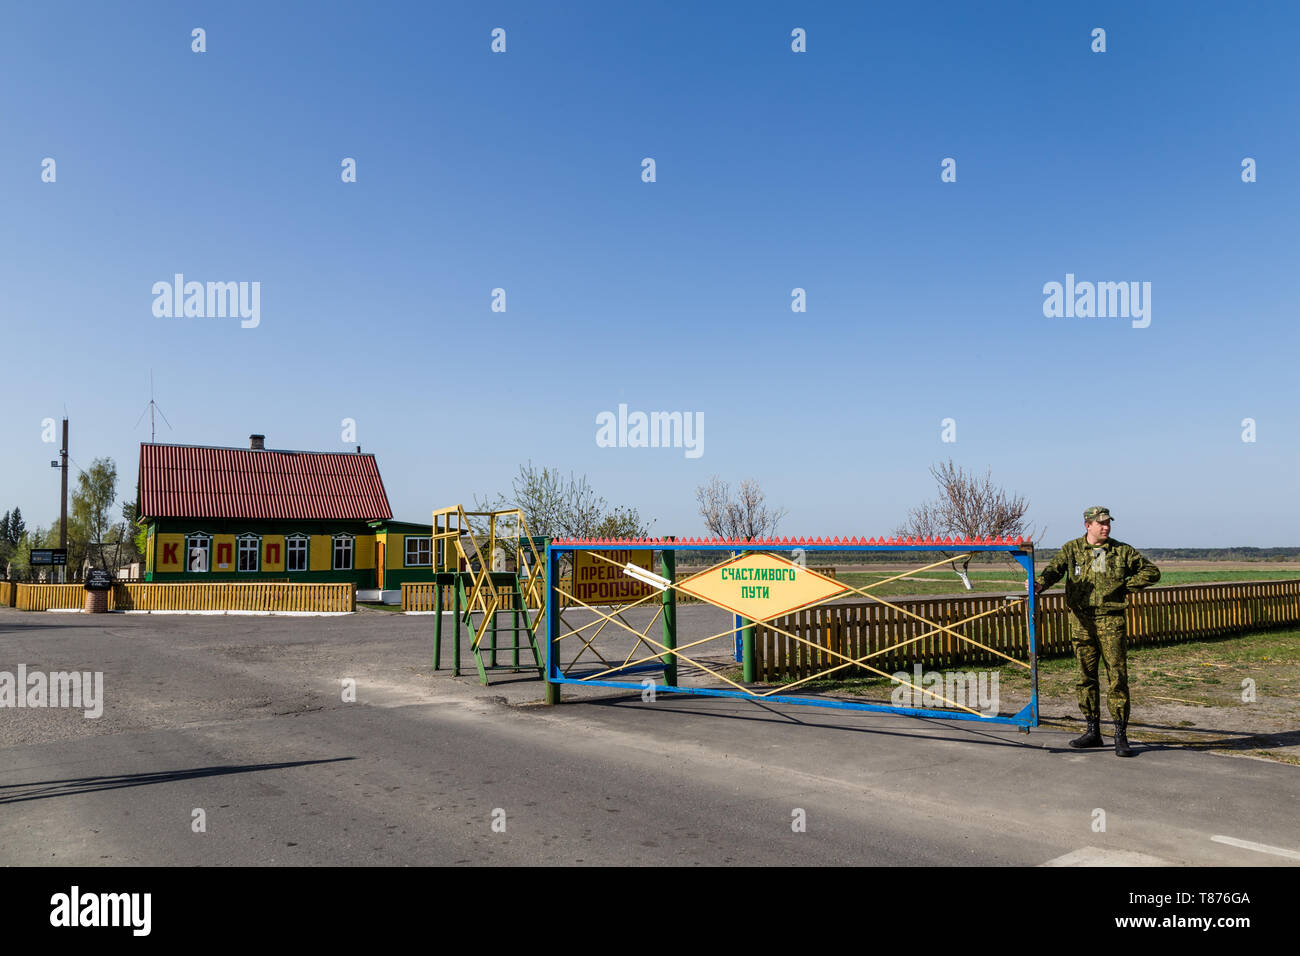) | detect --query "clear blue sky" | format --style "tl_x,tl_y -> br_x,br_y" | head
1,1 -> 1296,548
